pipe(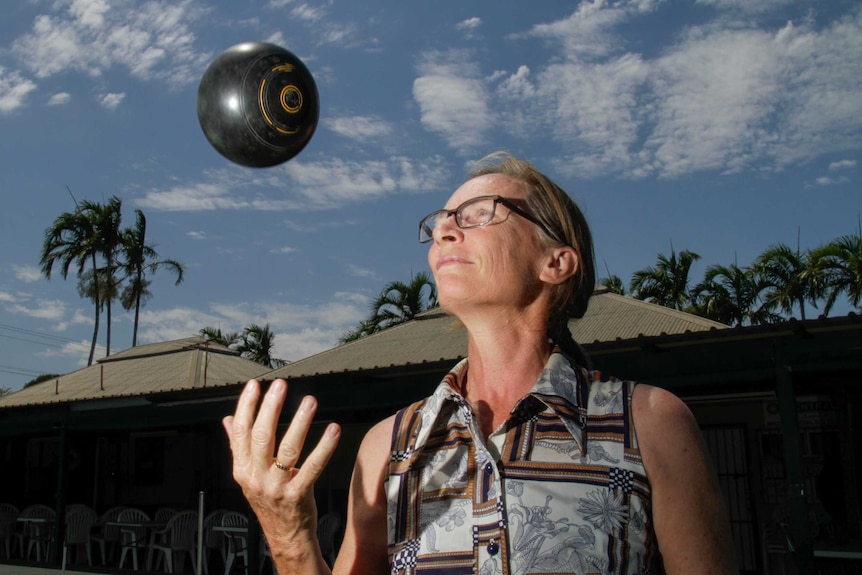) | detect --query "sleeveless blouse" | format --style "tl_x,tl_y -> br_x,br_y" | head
385,351 -> 662,575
